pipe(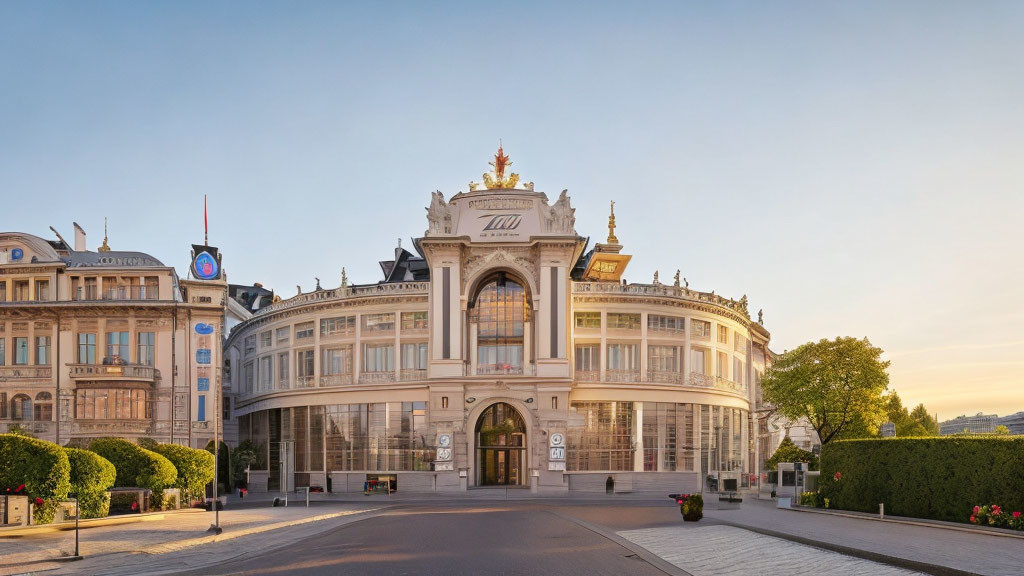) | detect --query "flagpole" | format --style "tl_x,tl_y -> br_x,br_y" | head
204,195 -> 209,246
